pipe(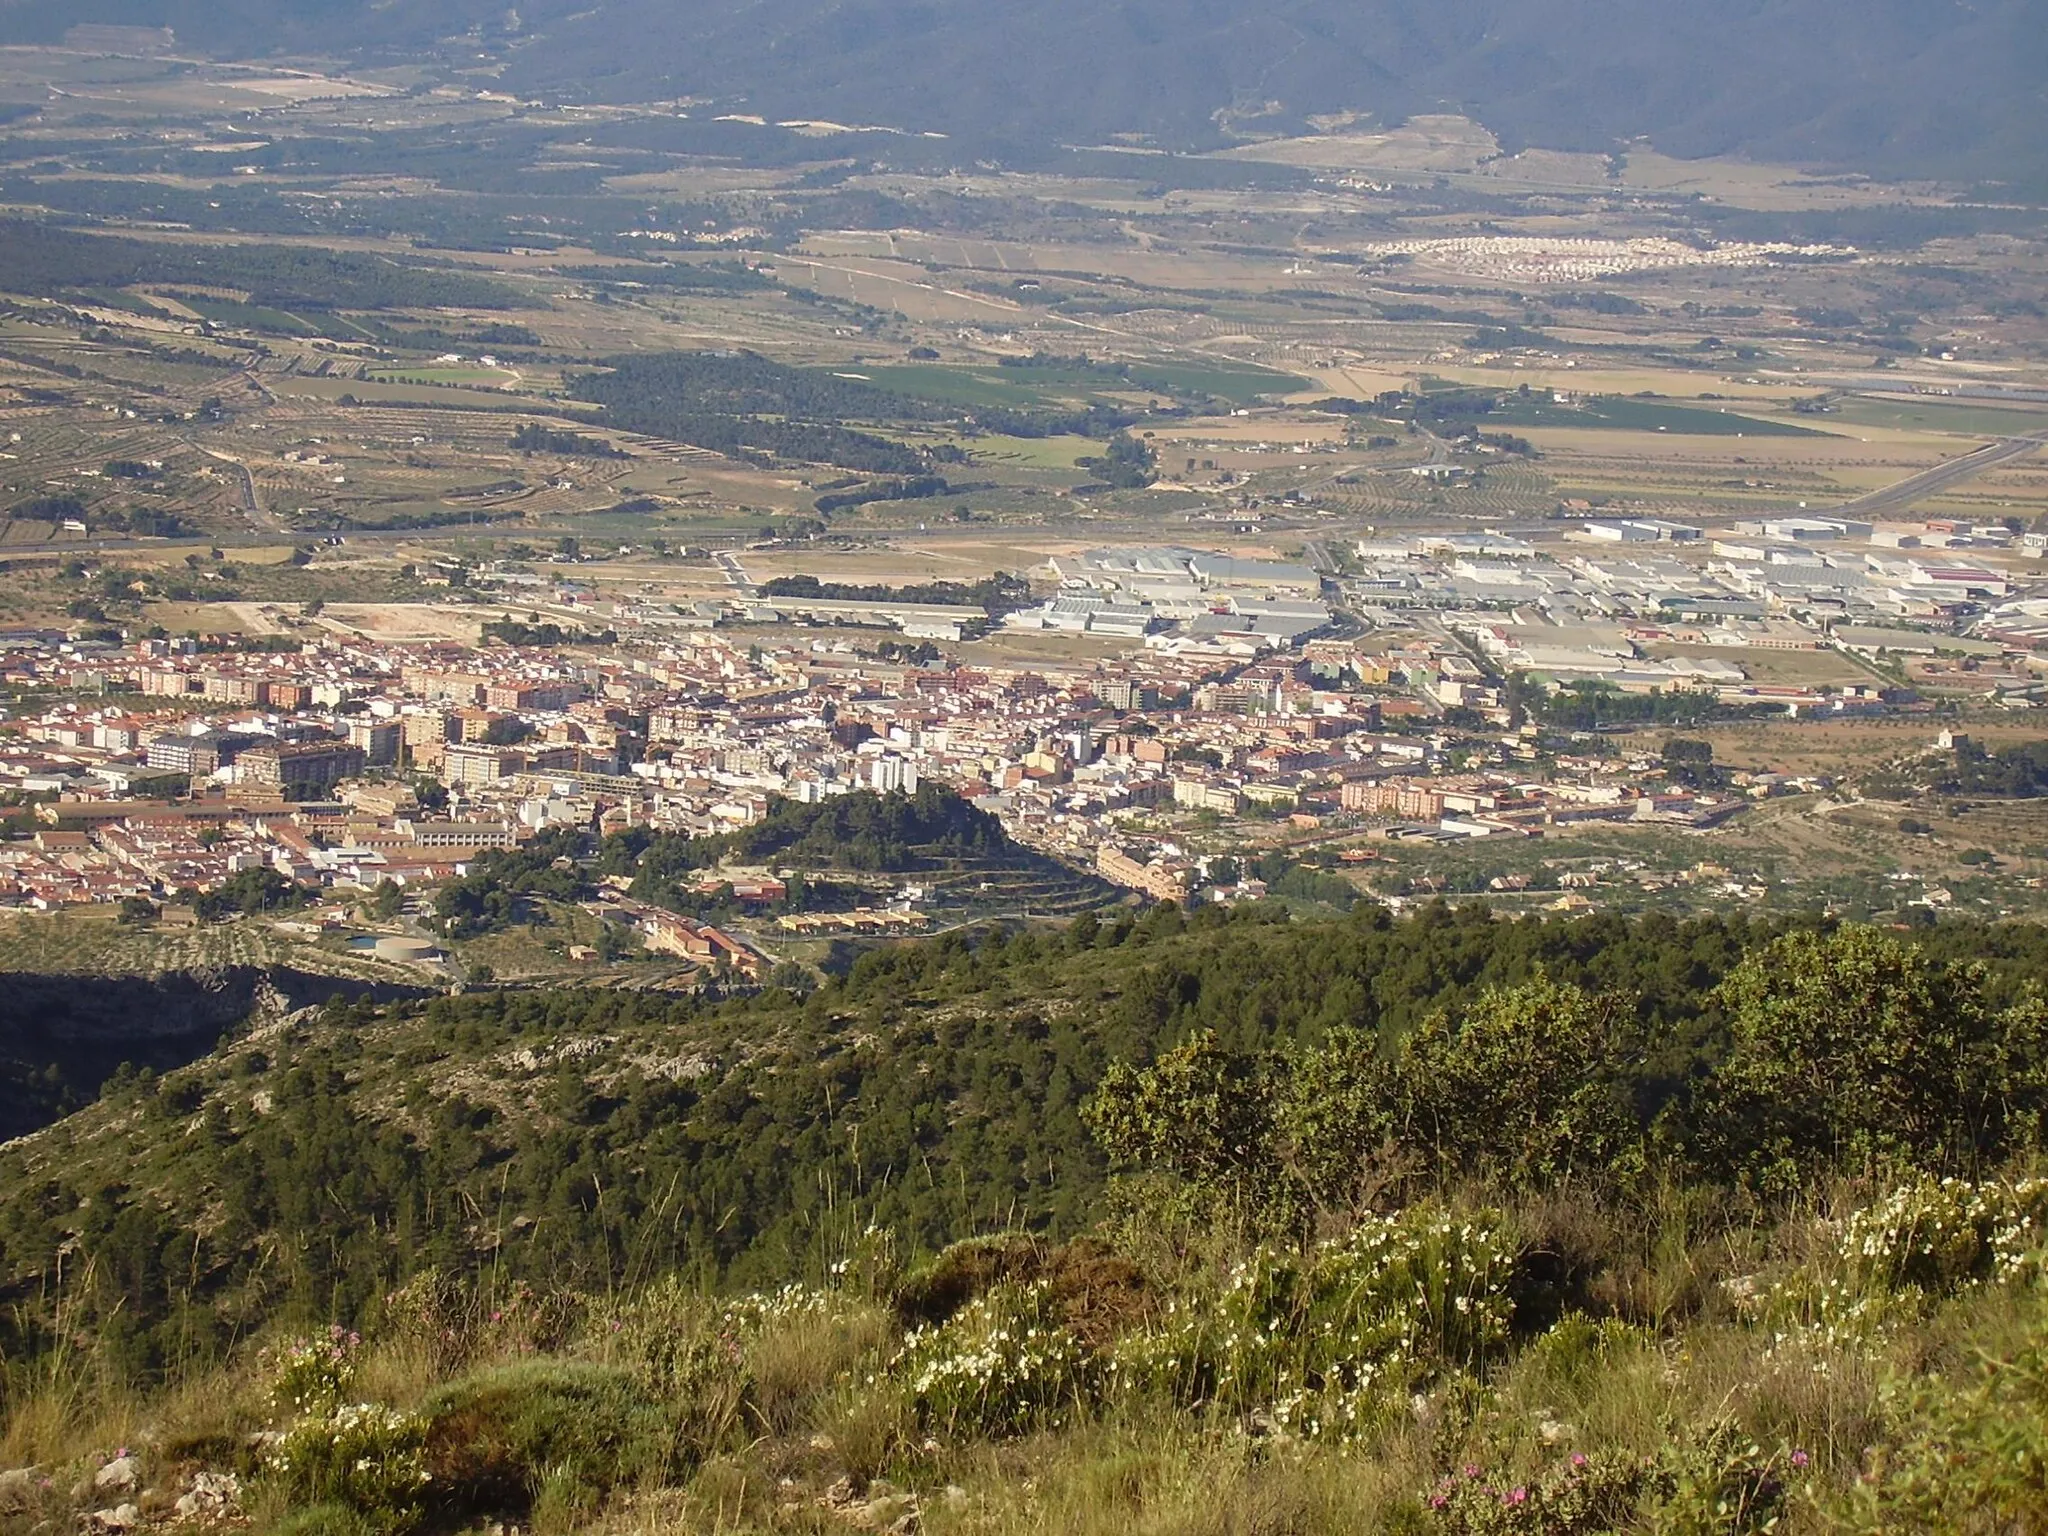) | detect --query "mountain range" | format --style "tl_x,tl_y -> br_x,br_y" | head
4,0 -> 2044,188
